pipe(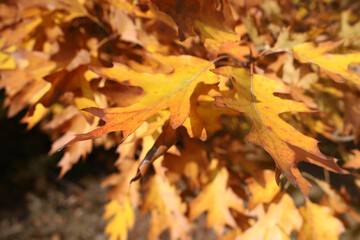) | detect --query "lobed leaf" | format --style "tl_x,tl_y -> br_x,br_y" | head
65,53 -> 219,146
214,66 -> 346,195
